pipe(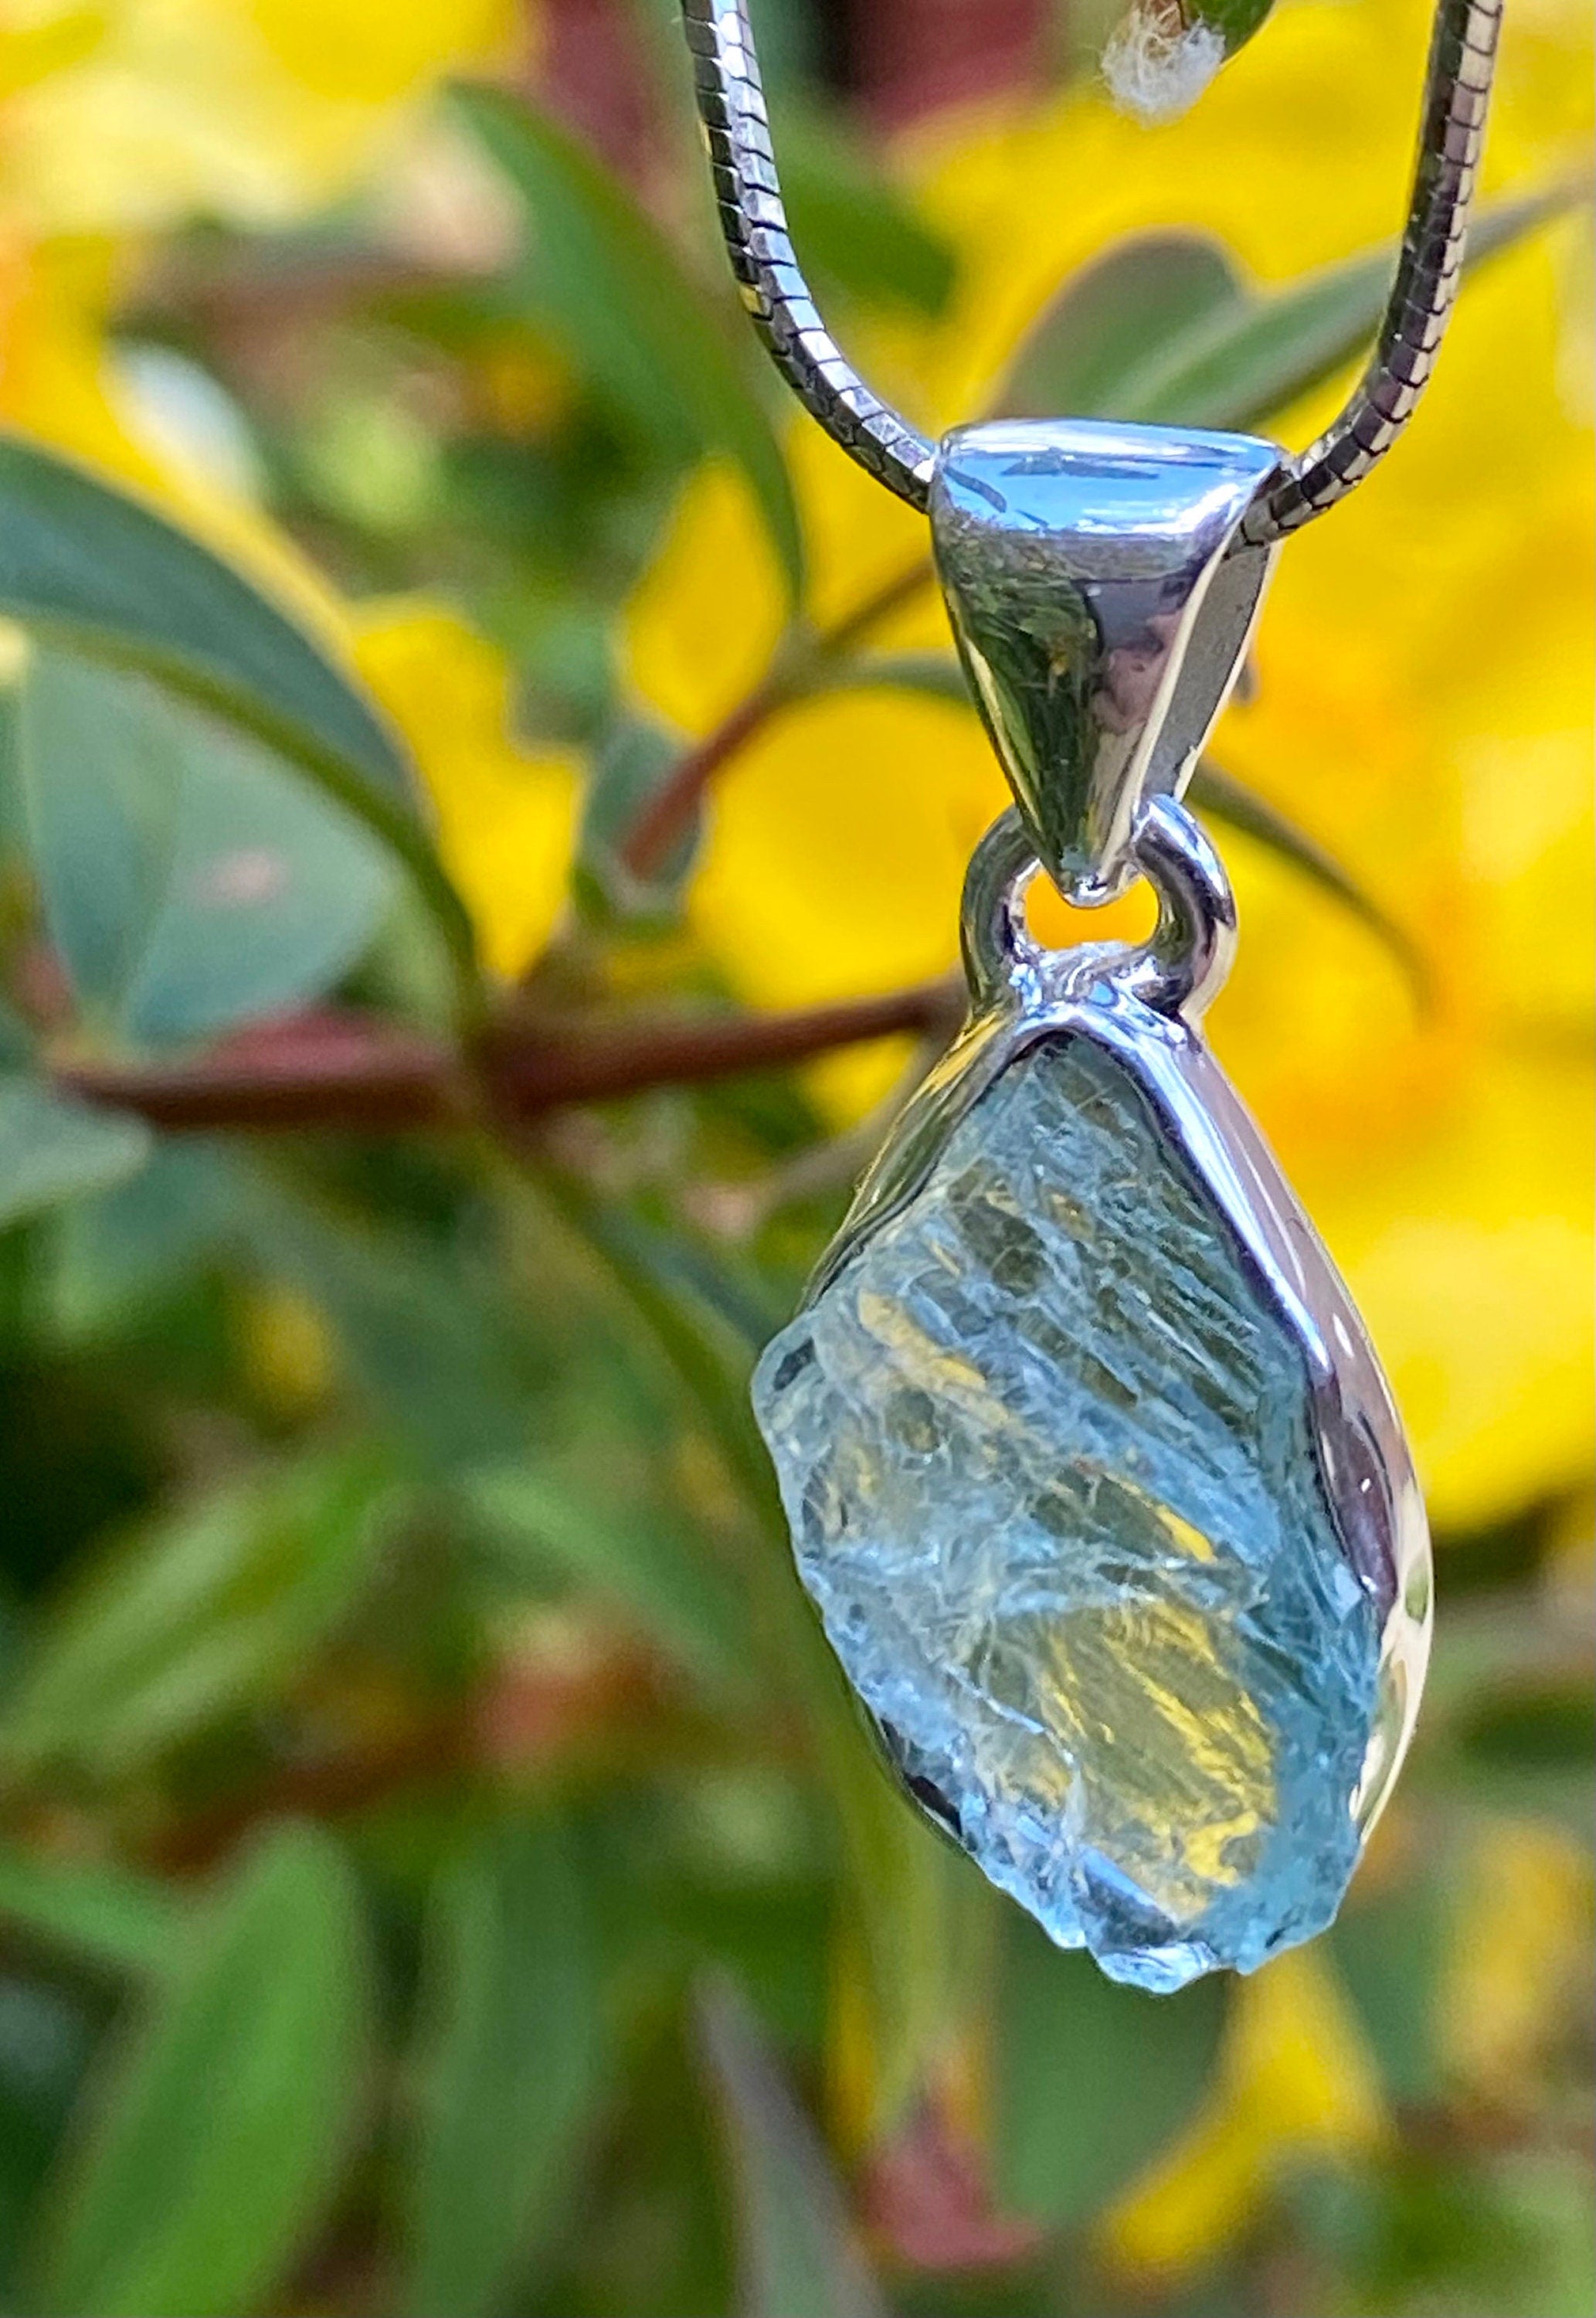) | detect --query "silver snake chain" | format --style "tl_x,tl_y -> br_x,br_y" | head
678,0 -> 1504,541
